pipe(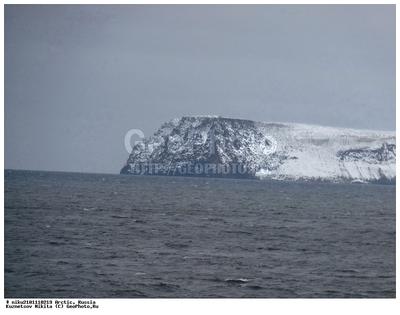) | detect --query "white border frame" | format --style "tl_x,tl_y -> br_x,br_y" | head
1,1 -> 398,314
